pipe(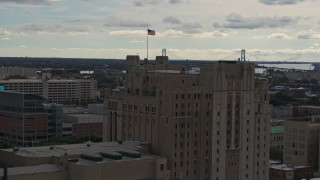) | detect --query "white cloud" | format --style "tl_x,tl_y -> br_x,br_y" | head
214,13 -> 299,29
259,0 -> 305,5
109,30 -> 146,36
160,29 -> 185,37
0,28 -> 12,36
169,0 -> 183,4
297,30 -> 320,39
133,0 -> 161,6
253,36 -> 264,39
192,29 -> 237,38
20,24 -> 91,36
104,17 -> 150,28
146,28 -> 236,38
163,16 -> 181,25
267,33 -> 292,39
0,0 -> 59,5
130,39 -> 144,43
